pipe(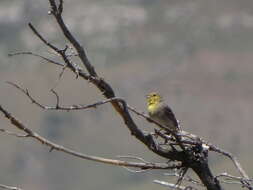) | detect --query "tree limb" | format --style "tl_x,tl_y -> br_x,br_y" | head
0,184 -> 22,190
3,0 -> 251,190
0,104 -> 182,170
